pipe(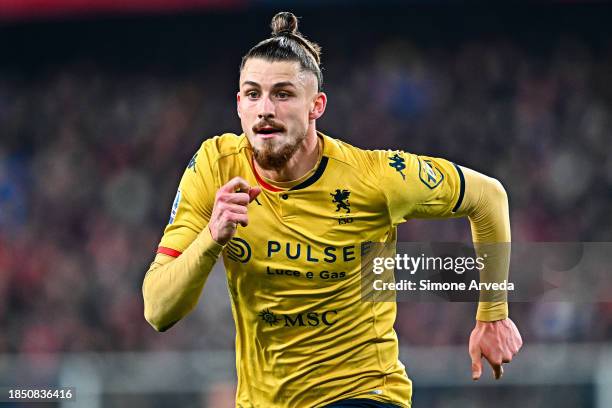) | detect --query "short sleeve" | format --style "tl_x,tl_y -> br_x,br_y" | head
157,142 -> 217,255
371,150 -> 465,225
